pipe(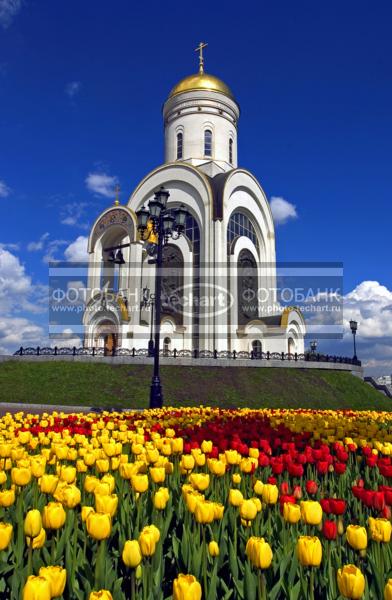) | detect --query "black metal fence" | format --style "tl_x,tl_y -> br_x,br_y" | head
13,346 -> 361,366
